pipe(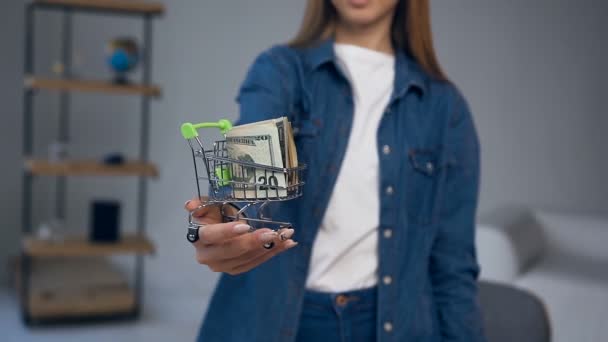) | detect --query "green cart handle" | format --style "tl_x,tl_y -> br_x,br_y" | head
181,119 -> 233,139
181,119 -> 234,186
